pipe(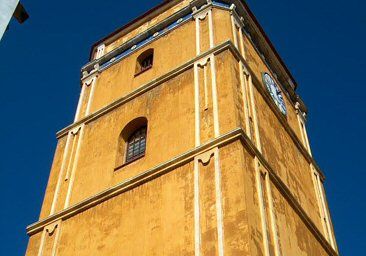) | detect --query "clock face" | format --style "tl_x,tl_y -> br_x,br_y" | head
262,73 -> 287,115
